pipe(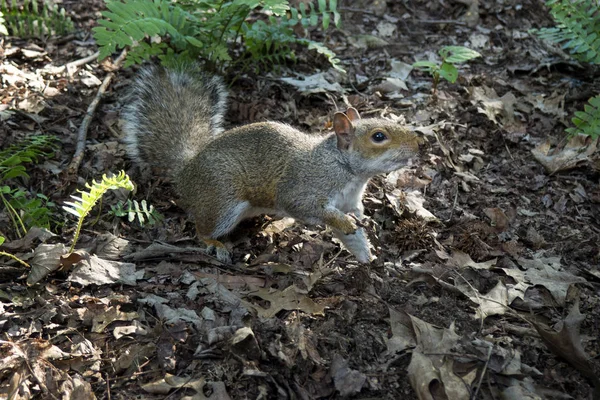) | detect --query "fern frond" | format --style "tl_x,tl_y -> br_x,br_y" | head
566,95 -> 600,138
63,171 -> 135,253
94,0 -> 343,72
0,135 -> 58,181
535,0 -> 600,64
301,39 -> 345,72
93,0 -> 200,61
288,0 -> 340,30
1,0 -> 73,38
0,11 -> 8,35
